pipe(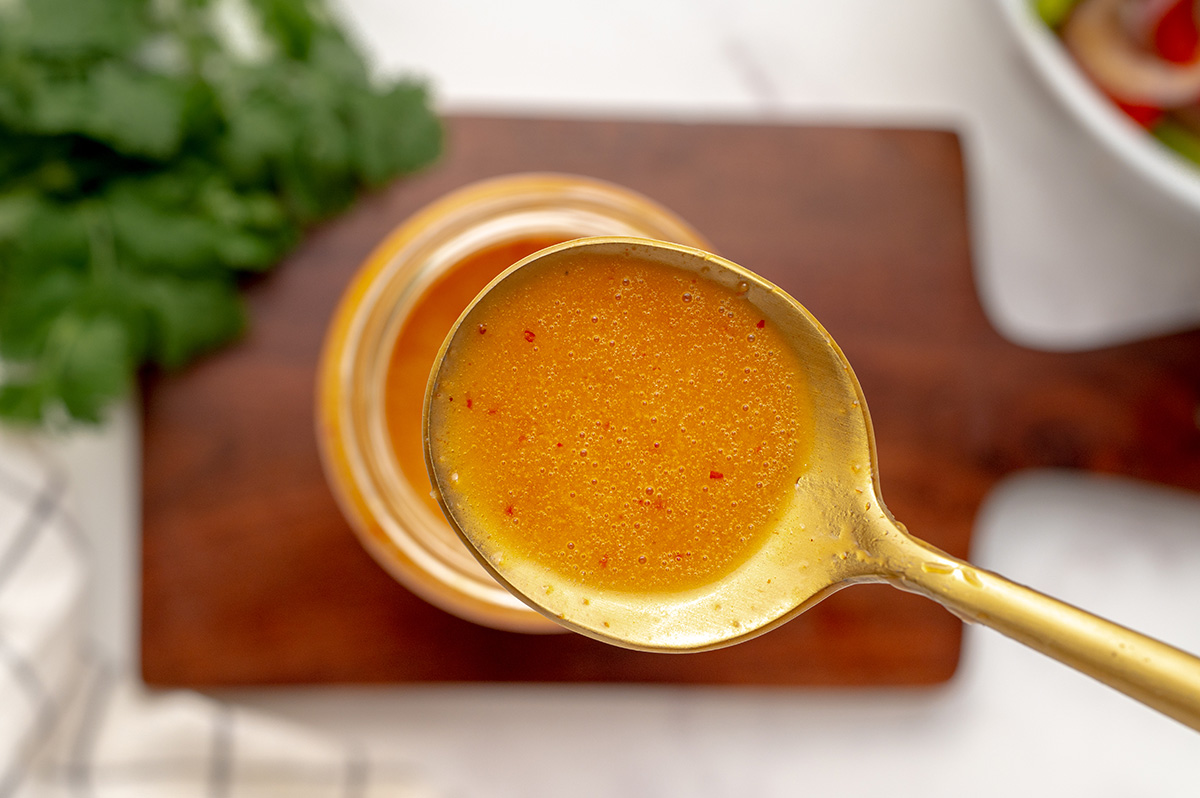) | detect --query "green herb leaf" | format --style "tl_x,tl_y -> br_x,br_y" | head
53,312 -> 134,422
348,82 -> 442,186
132,274 -> 245,368
0,0 -> 441,425
84,63 -> 191,159
17,0 -> 149,58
